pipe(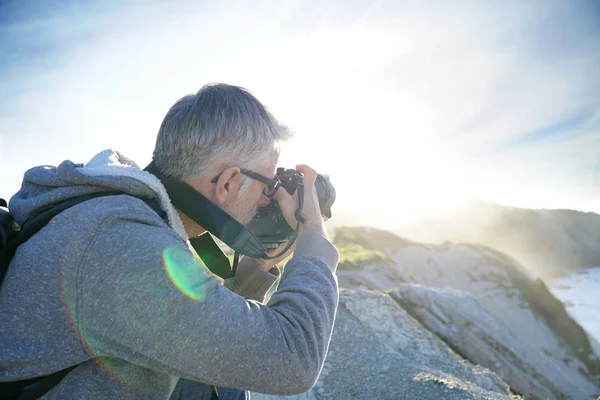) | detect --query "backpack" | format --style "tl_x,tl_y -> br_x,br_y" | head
0,193 -> 138,399
0,193 -> 220,400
